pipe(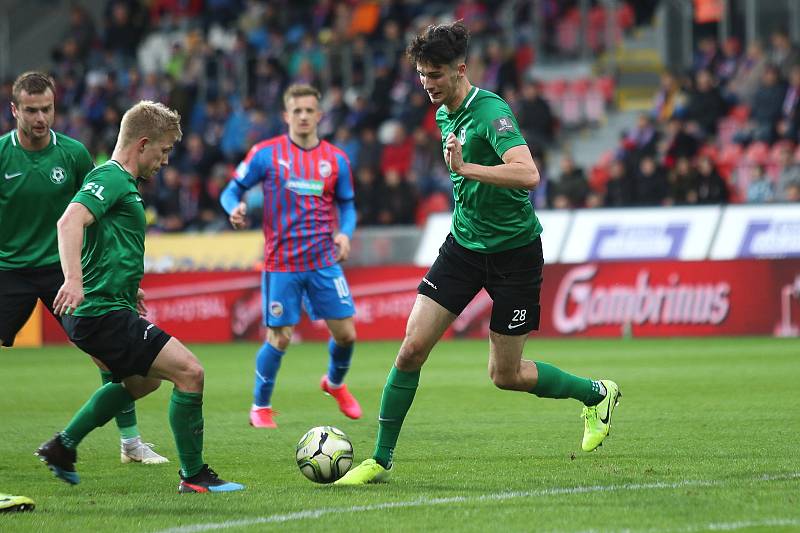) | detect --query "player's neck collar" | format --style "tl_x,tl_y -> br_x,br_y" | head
287,134 -> 320,151
12,128 -> 55,151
